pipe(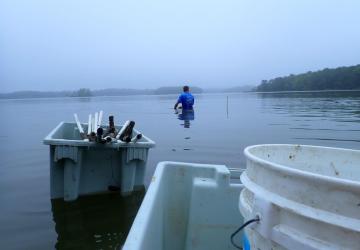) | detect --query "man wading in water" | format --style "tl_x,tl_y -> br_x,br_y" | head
174,86 -> 195,110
